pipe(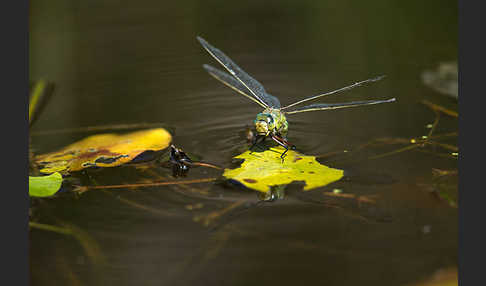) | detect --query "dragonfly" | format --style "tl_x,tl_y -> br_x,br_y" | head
197,36 -> 396,159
